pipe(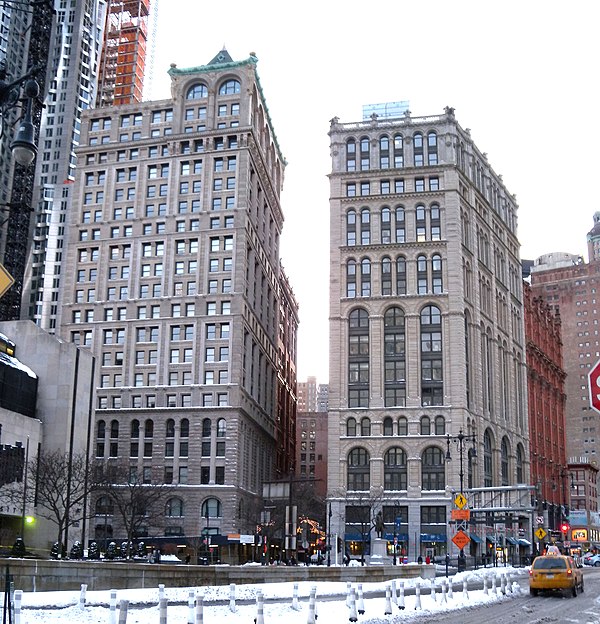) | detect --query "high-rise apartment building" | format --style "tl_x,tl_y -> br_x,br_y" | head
297,376 -> 318,412
327,107 -> 530,562
57,50 -> 297,554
